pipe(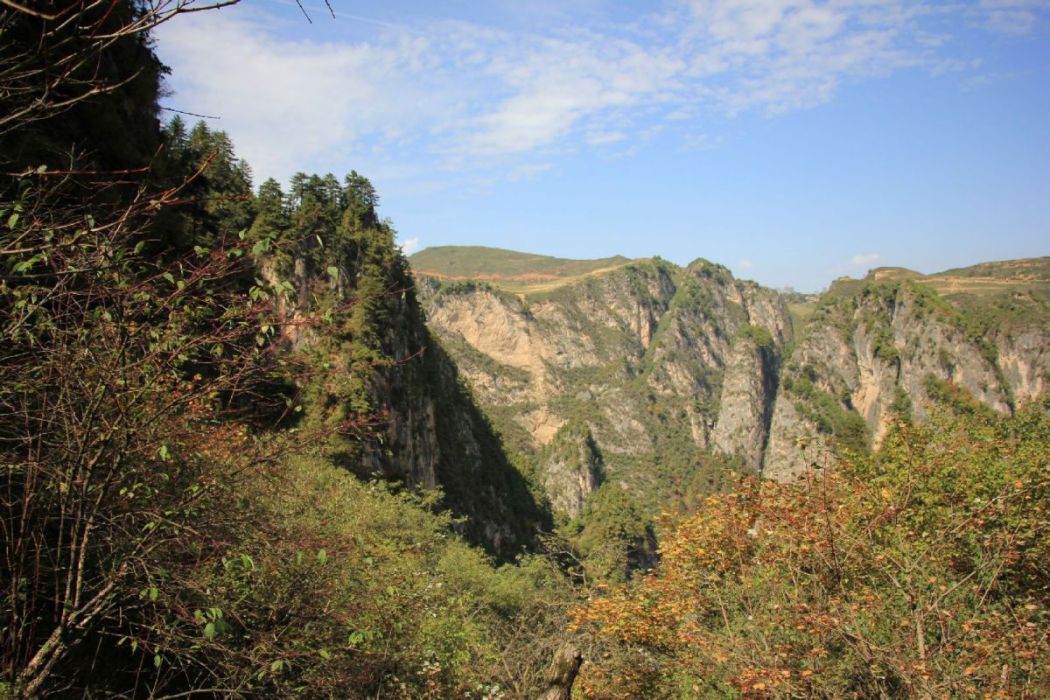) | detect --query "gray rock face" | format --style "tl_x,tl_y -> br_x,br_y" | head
410,253 -> 1048,513
539,423 -> 605,517
997,329 -> 1050,405
762,283 -> 1036,482
277,254 -> 548,559
417,259 -> 793,509
712,335 -> 780,471
763,396 -> 833,482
